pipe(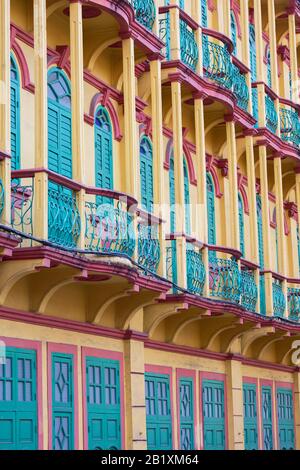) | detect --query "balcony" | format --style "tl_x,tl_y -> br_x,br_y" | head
186,243 -> 206,295
280,106 -> 300,148
209,250 -> 241,304
240,269 -> 258,312
138,221 -> 161,273
272,278 -> 286,317
203,39 -> 233,91
128,0 -> 156,31
232,65 -> 249,112
288,288 -> 300,322
251,87 -> 278,134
